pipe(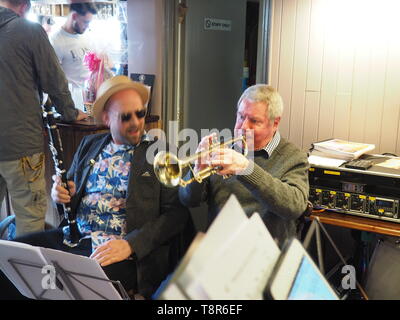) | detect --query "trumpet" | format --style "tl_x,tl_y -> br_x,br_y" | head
153,136 -> 247,187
